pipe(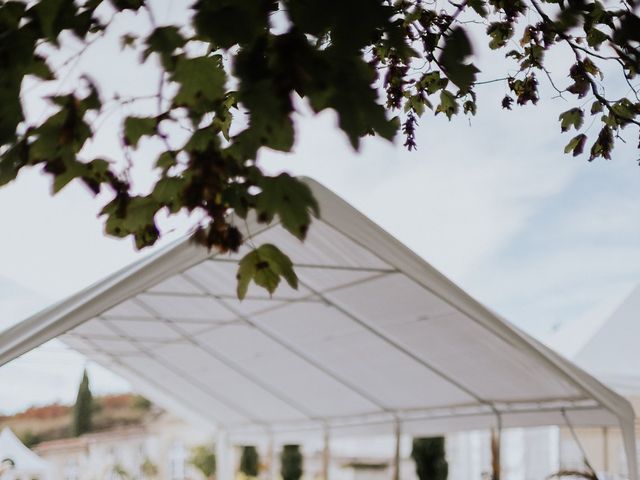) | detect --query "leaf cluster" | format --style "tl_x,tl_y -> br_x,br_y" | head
1,0 -> 640,296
